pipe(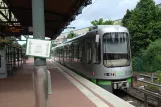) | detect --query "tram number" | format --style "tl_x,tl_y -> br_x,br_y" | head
104,73 -> 112,76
